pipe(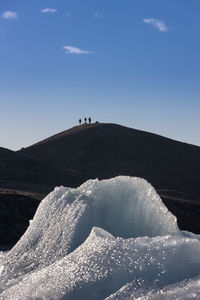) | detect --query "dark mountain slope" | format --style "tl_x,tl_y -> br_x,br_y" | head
19,123 -> 200,201
0,147 -> 87,192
